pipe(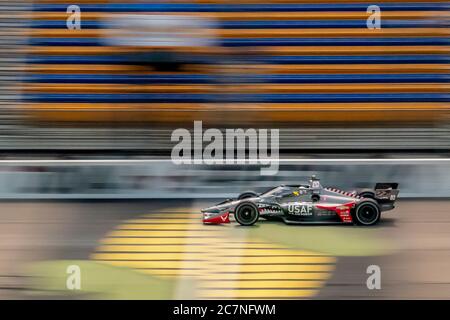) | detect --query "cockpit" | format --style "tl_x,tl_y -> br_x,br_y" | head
260,176 -> 322,198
